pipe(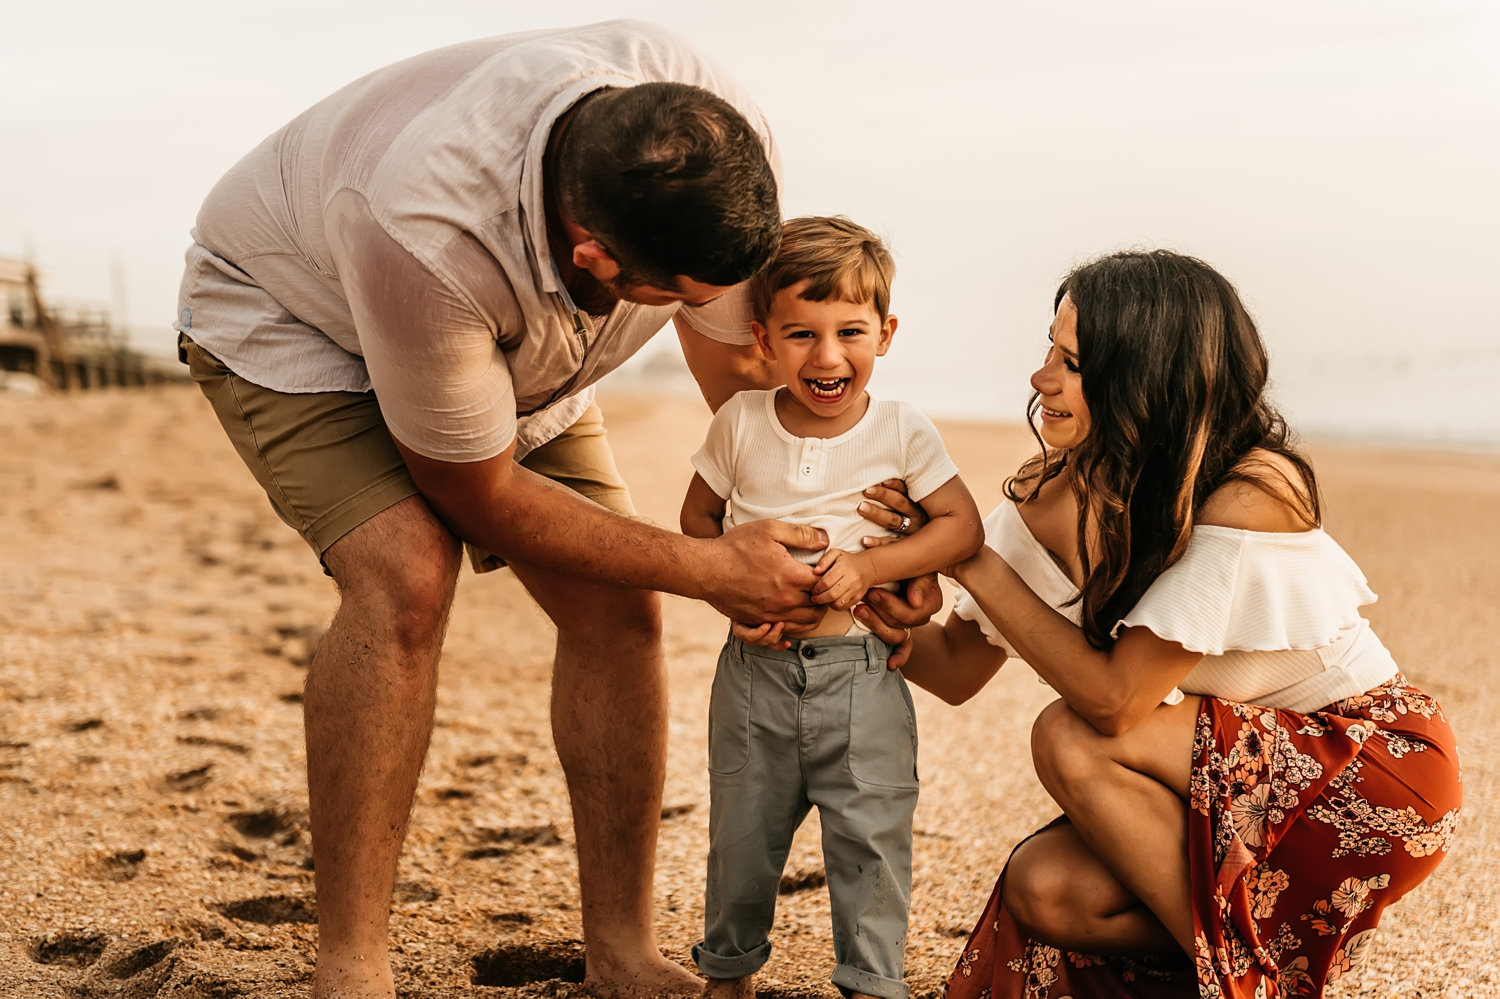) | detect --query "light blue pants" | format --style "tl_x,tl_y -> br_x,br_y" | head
692,633 -> 919,999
